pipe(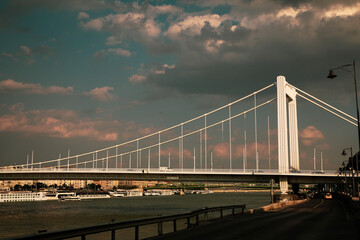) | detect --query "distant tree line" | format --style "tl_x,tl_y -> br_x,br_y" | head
10,182 -> 102,191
